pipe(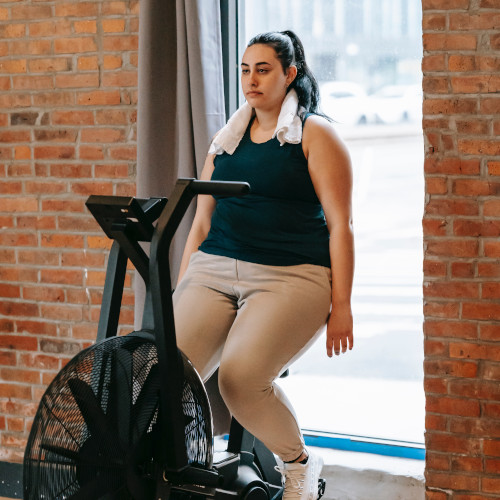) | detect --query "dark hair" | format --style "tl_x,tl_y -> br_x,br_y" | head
247,30 -> 327,118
